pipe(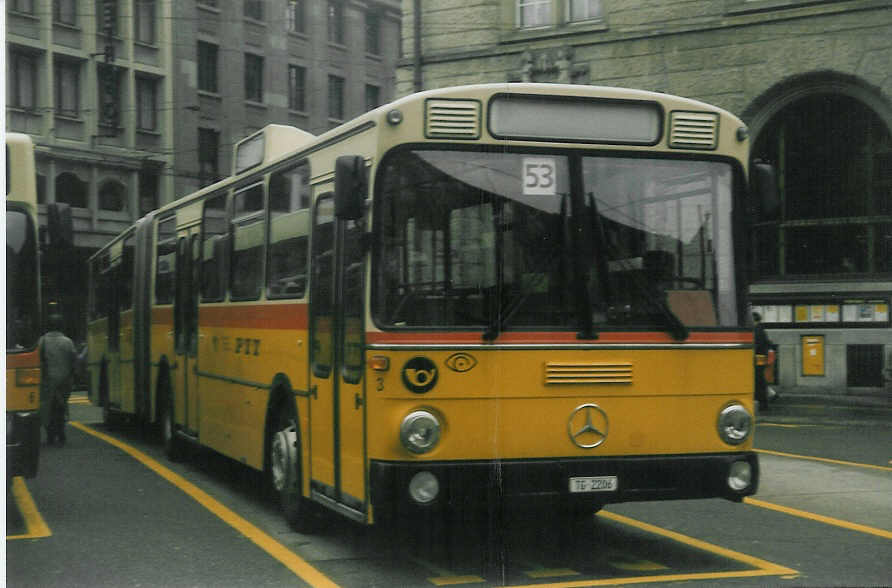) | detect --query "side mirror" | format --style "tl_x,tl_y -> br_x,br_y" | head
334,155 -> 367,220
47,202 -> 74,246
751,161 -> 780,220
